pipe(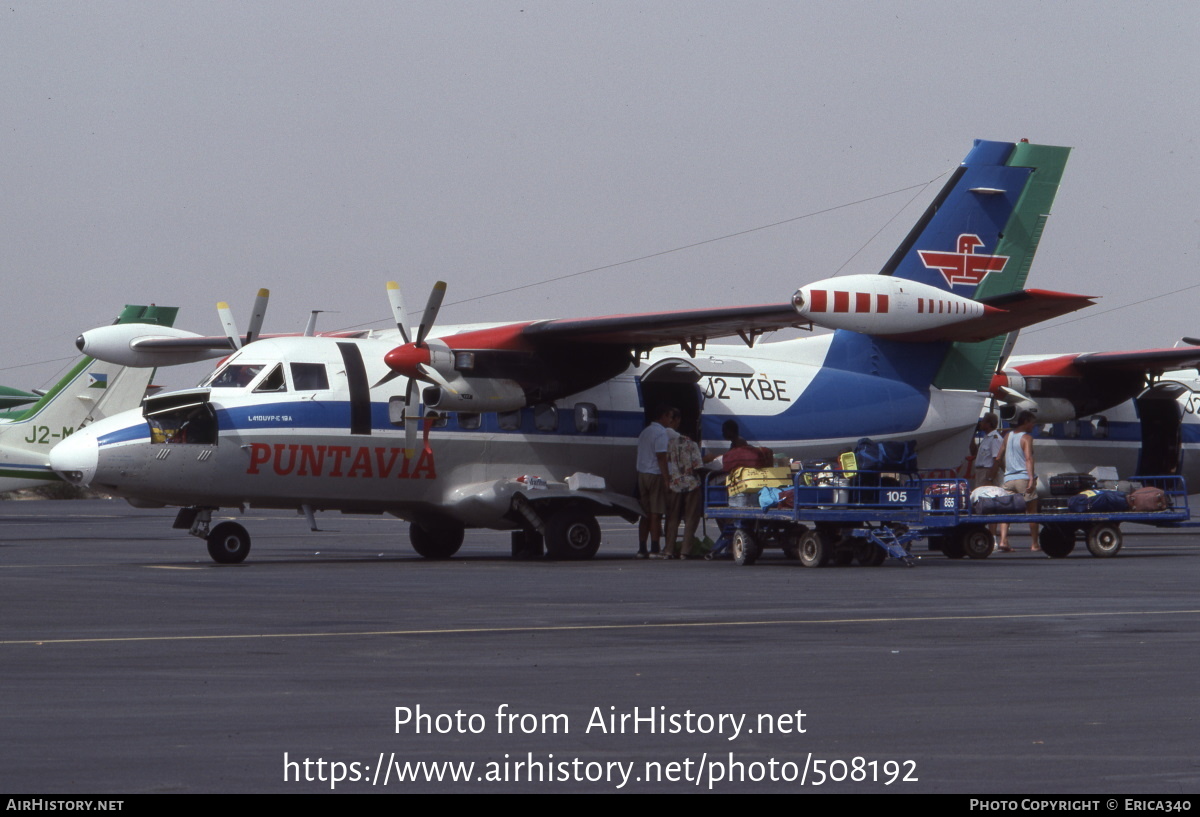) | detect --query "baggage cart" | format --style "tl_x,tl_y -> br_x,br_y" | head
702,470 -> 1191,566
